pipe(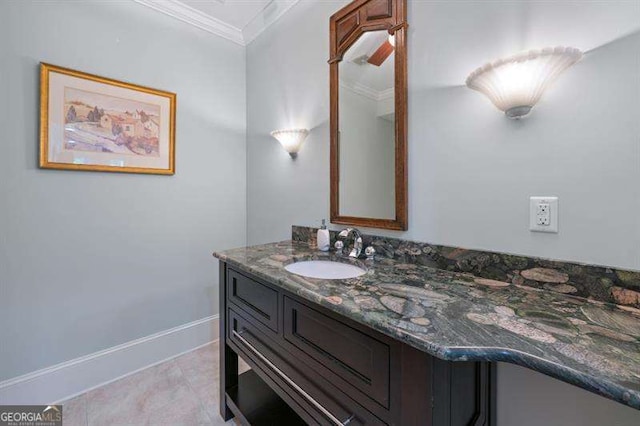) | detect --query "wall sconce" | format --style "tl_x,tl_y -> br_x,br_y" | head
466,46 -> 583,119
270,129 -> 309,158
